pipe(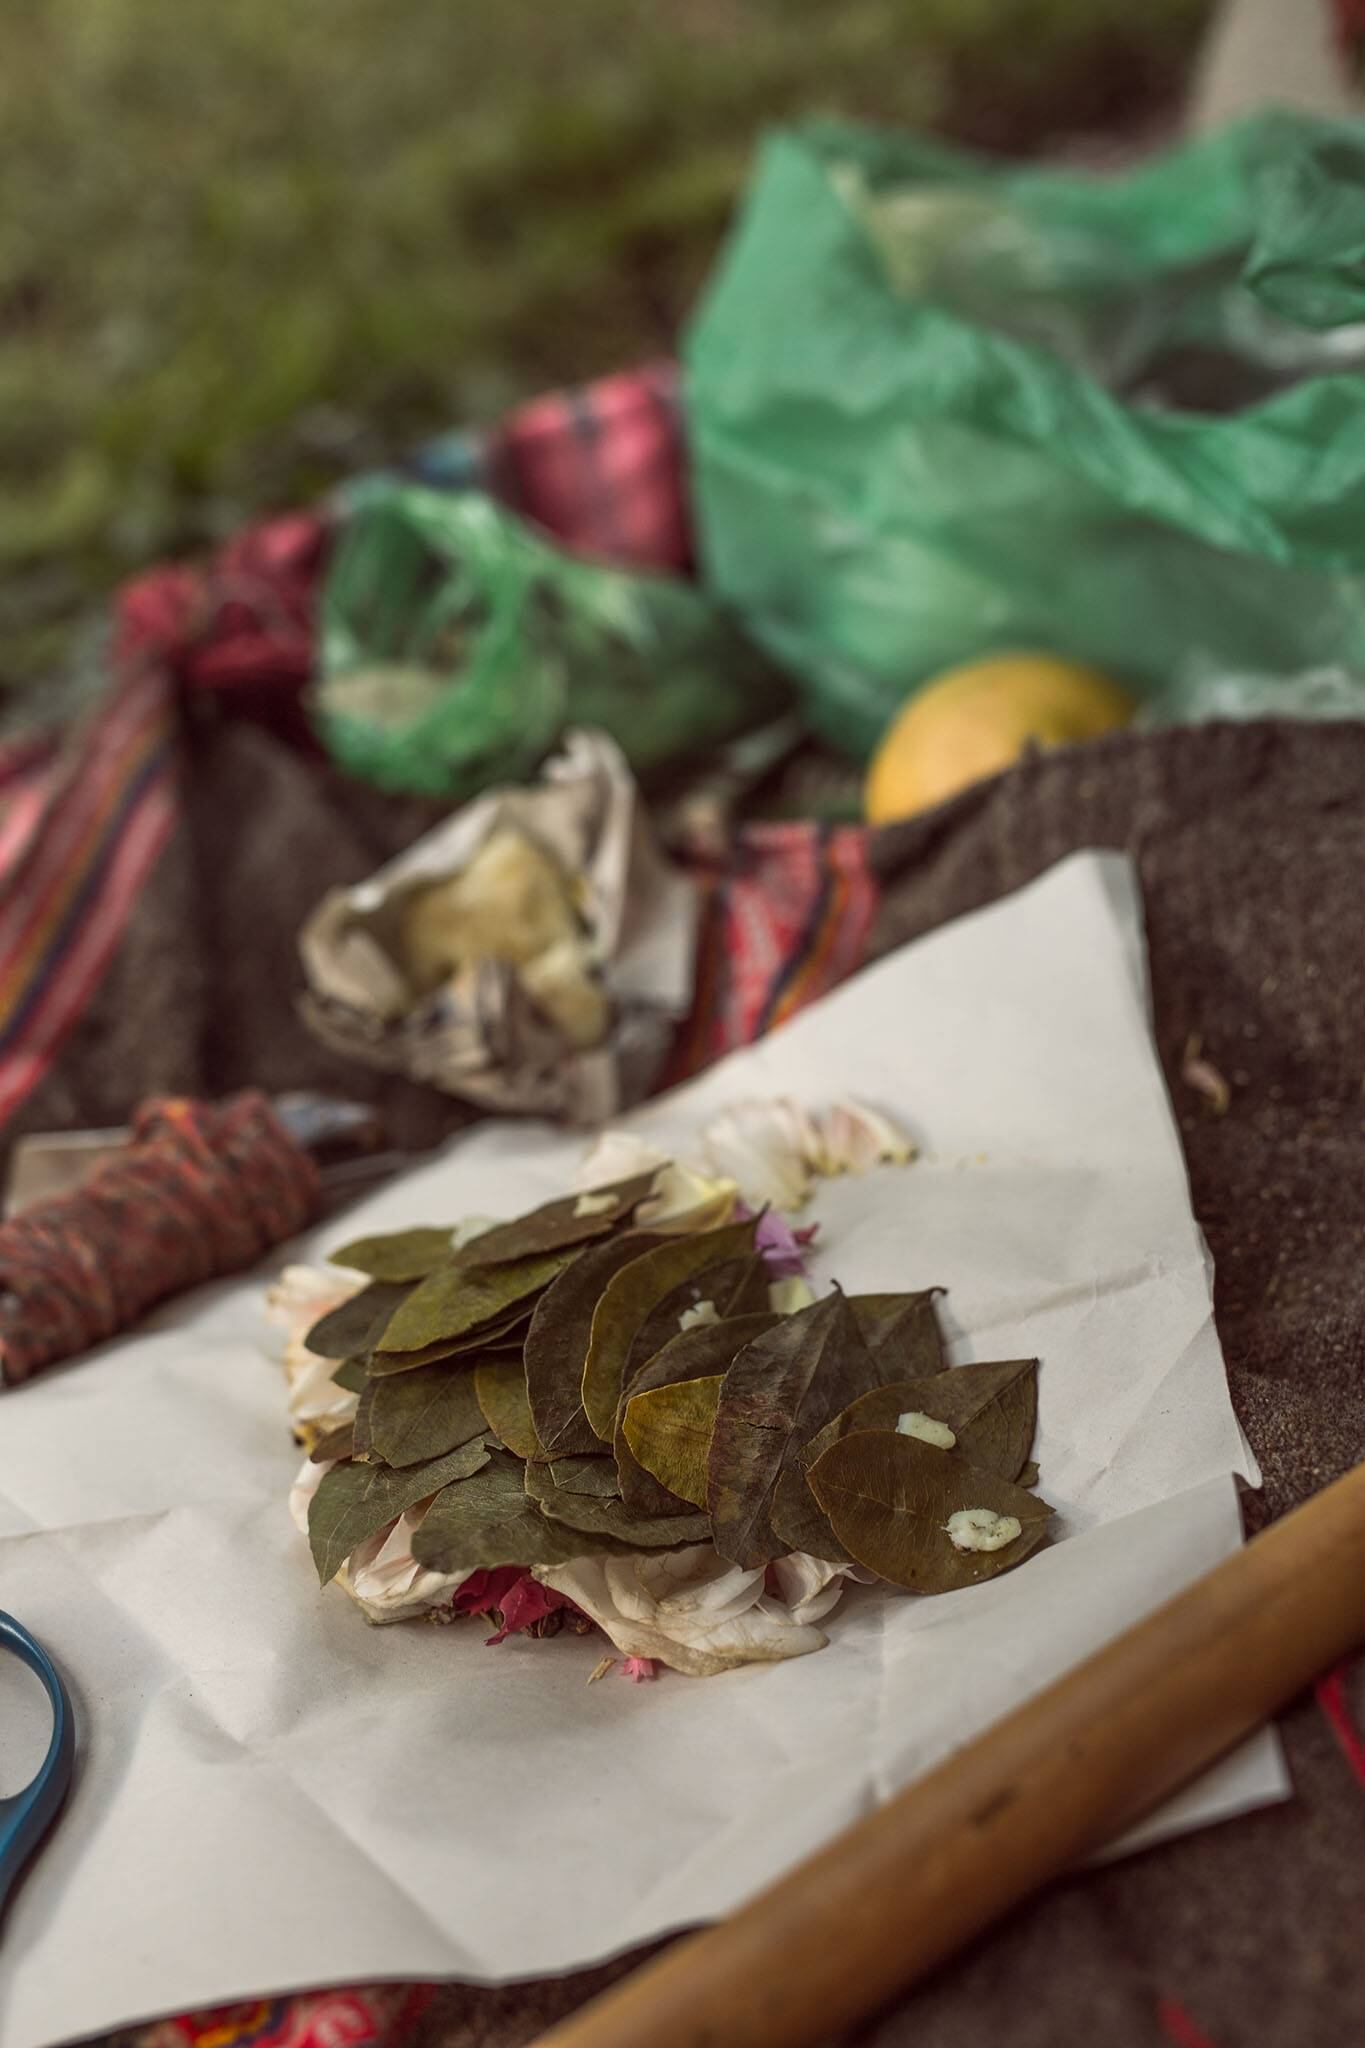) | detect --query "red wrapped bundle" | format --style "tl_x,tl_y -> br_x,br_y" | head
0,1091 -> 319,1386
